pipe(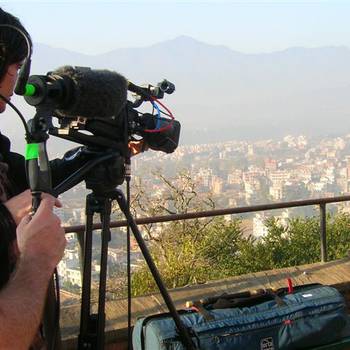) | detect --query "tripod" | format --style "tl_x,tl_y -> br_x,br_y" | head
22,75 -> 185,349
76,184 -> 195,349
